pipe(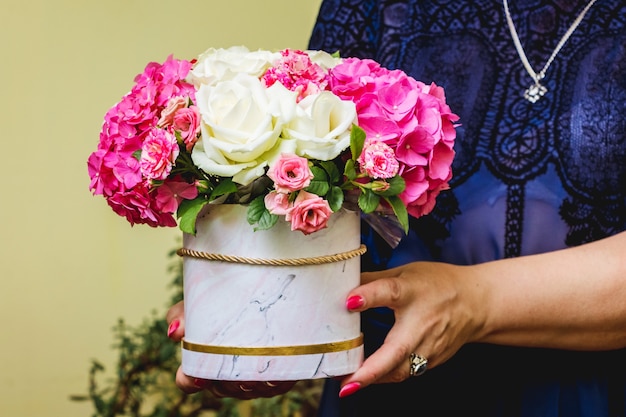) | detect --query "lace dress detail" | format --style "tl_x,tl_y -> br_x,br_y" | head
309,1 -> 626,416
310,0 -> 626,260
